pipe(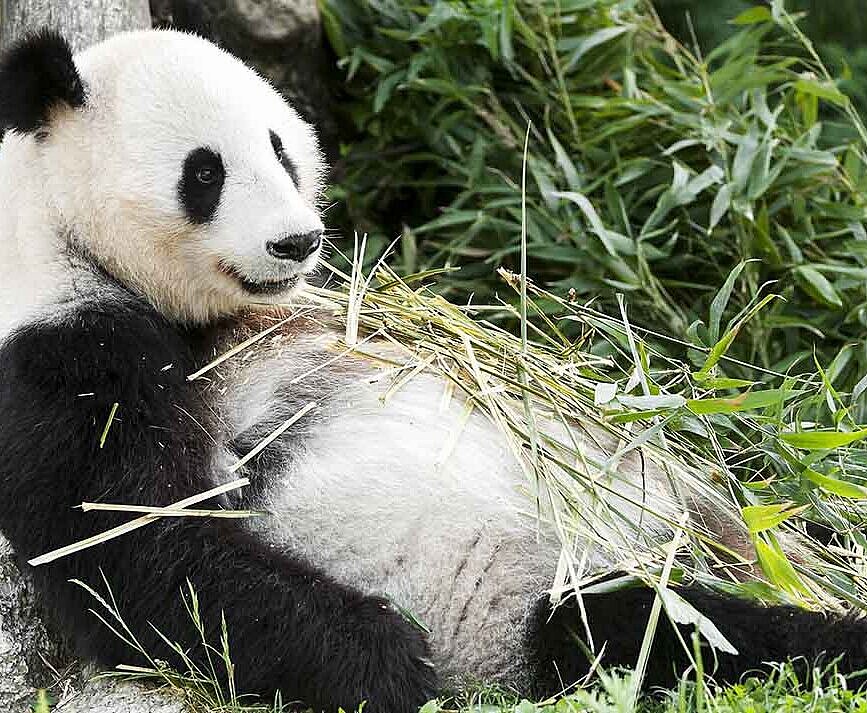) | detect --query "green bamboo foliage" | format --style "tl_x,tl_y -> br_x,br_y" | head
322,0 -> 867,392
